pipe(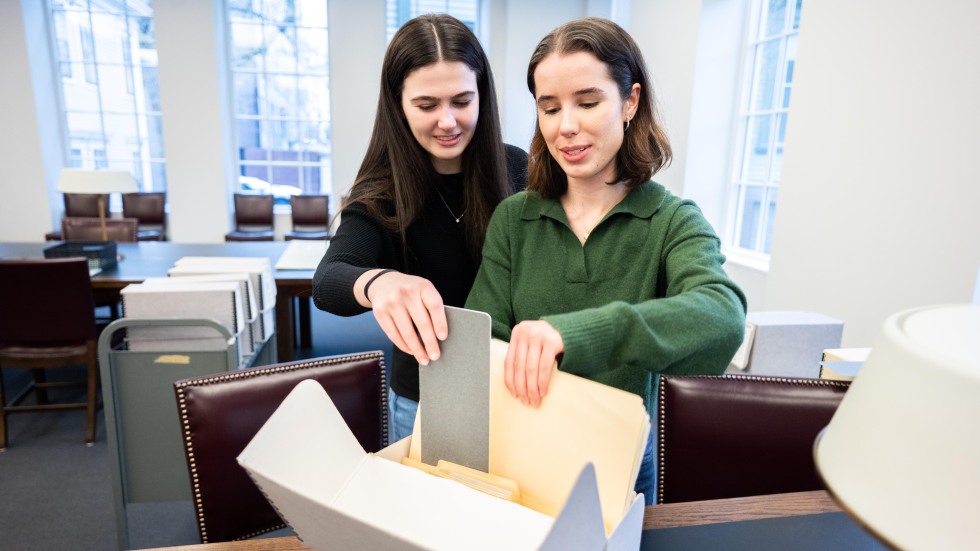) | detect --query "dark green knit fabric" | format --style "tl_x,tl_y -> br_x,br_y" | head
465,181 -> 747,417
